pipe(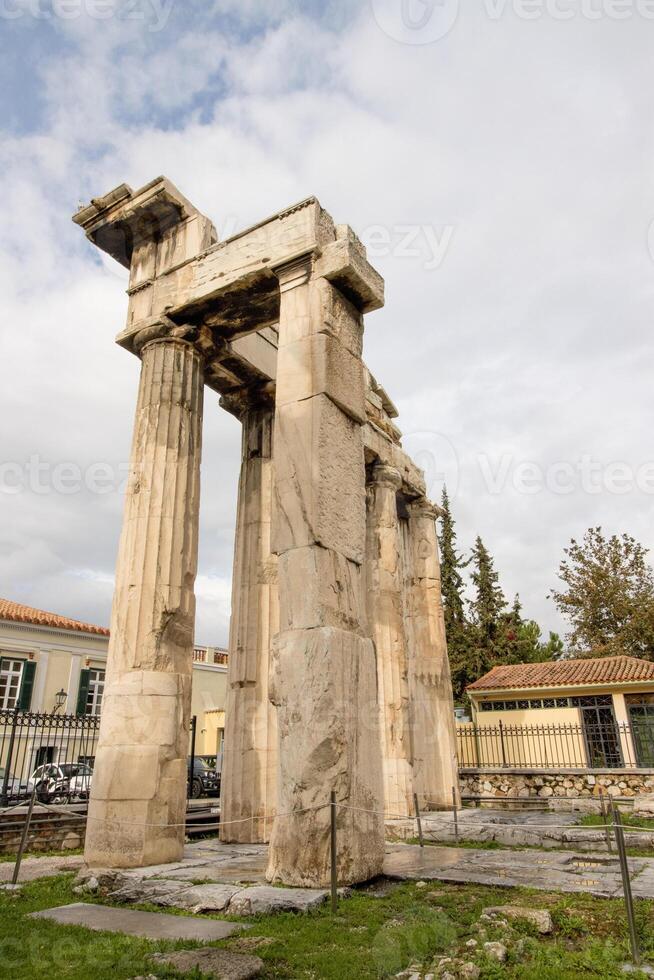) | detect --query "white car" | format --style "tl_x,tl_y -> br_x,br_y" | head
29,763 -> 93,804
